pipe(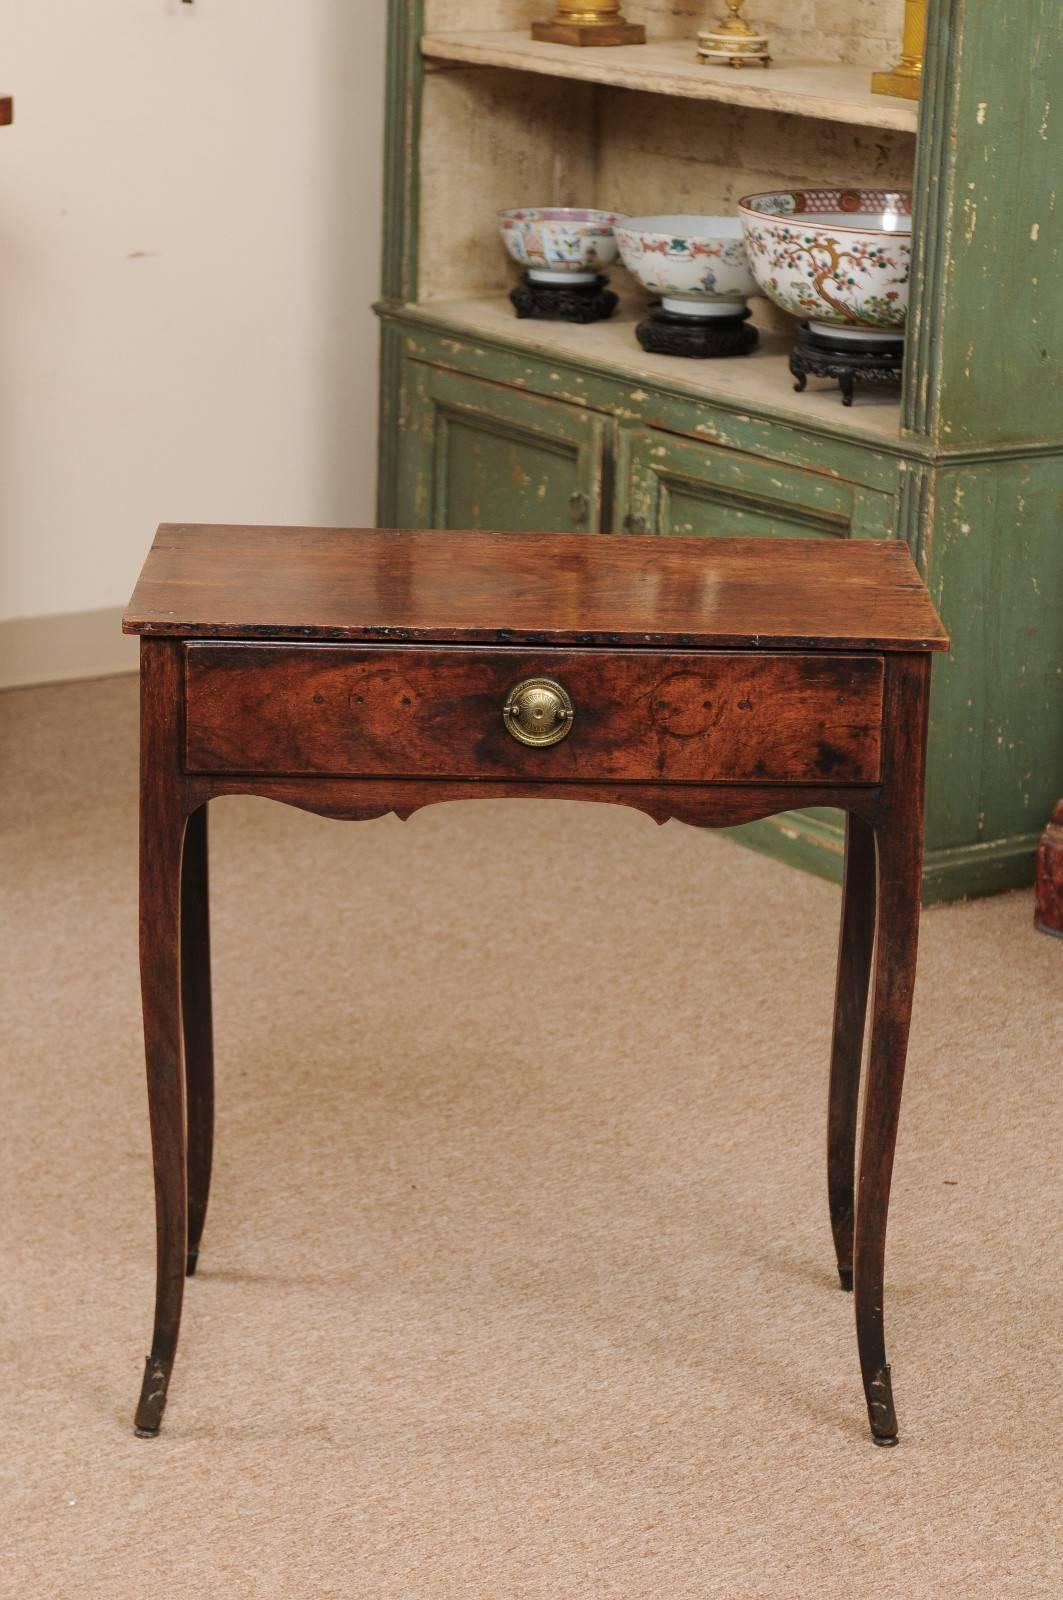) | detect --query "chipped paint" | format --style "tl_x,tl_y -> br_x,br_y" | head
377,0 -> 1063,902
